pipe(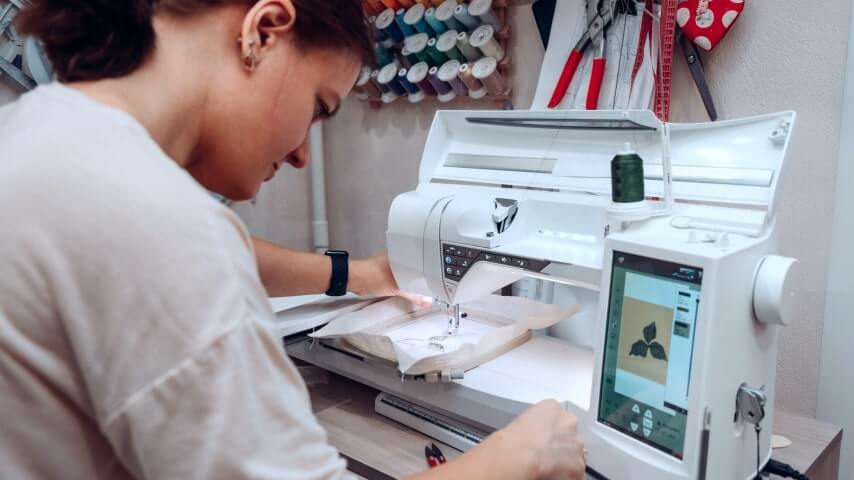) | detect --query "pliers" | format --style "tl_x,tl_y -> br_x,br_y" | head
548,0 -> 615,109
